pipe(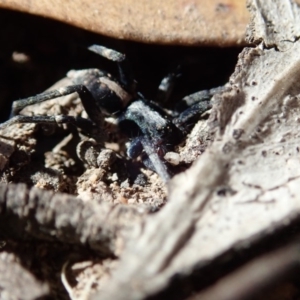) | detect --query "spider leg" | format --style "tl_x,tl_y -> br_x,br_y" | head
121,100 -> 178,181
156,65 -> 182,104
0,115 -> 96,133
140,136 -> 170,182
126,137 -> 143,159
10,84 -> 104,128
173,100 -> 212,132
88,45 -> 126,62
126,136 -> 170,182
173,85 -> 225,132
176,86 -> 225,111
88,45 -> 135,94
